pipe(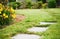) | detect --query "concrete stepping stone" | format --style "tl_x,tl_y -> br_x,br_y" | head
27,27 -> 48,32
12,34 -> 41,39
40,22 -> 56,25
